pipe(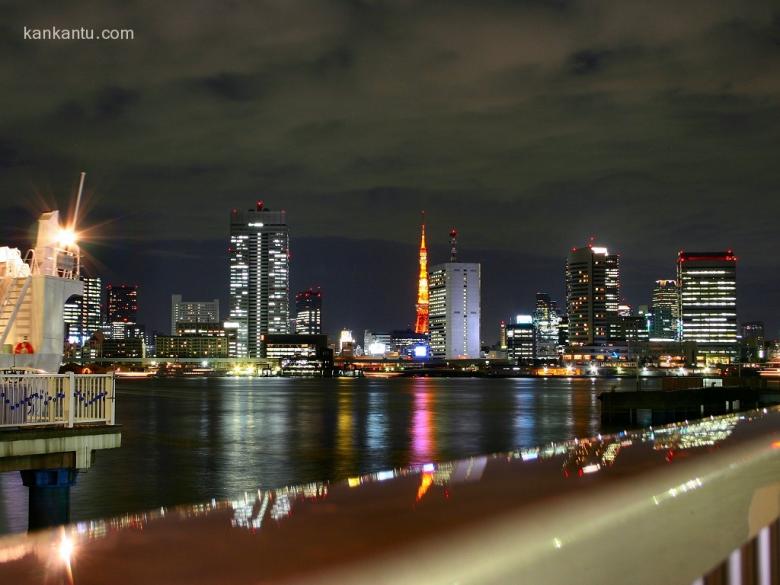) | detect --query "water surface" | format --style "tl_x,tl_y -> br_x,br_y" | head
0,376 -> 646,534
